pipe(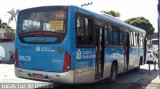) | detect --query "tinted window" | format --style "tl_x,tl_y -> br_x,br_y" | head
107,25 -> 120,46
18,9 -> 67,34
152,40 -> 158,45
119,31 -> 123,46
76,15 -> 93,46
108,25 -> 113,45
